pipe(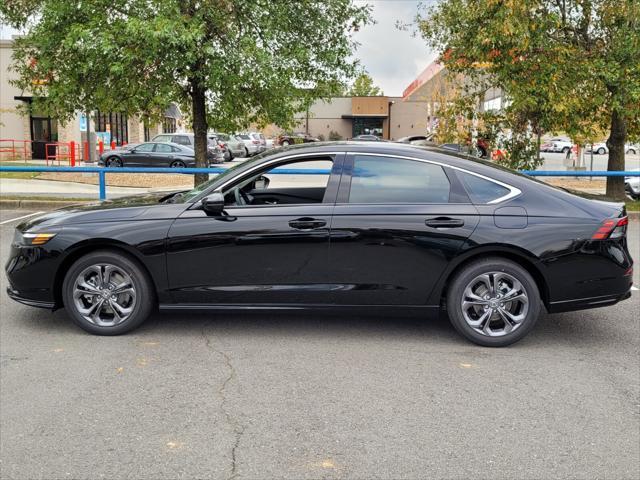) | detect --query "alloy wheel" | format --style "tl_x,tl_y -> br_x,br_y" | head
460,272 -> 529,337
72,264 -> 136,327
